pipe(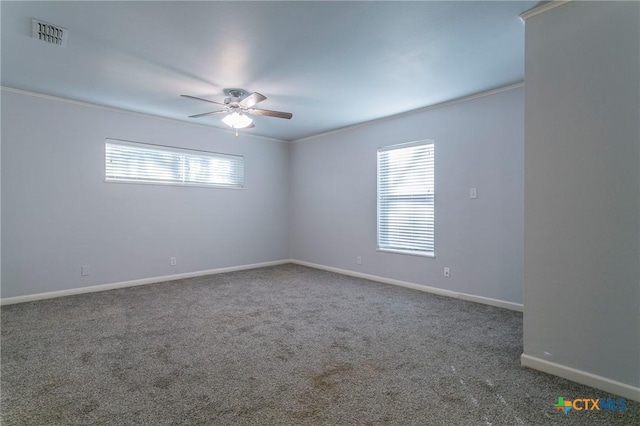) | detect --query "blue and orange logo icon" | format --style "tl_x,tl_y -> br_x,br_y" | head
554,397 -> 626,414
554,397 -> 573,414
